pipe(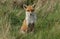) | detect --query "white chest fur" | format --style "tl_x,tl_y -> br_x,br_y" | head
26,12 -> 36,25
